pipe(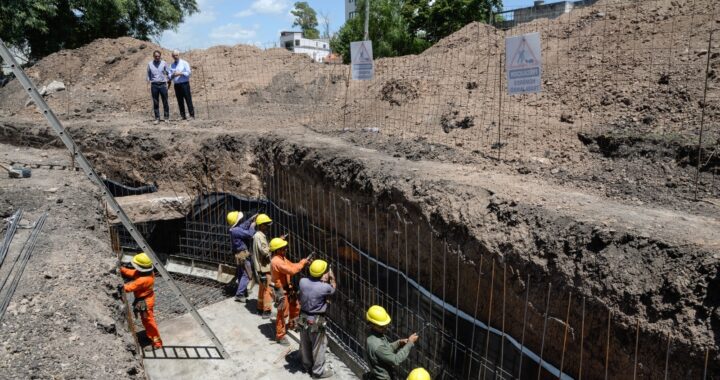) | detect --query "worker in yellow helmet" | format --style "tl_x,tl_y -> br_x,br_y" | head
298,259 -> 336,378
226,211 -> 256,302
407,368 -> 431,380
251,213 -> 275,318
270,237 -> 311,345
120,253 -> 162,348
365,305 -> 419,380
